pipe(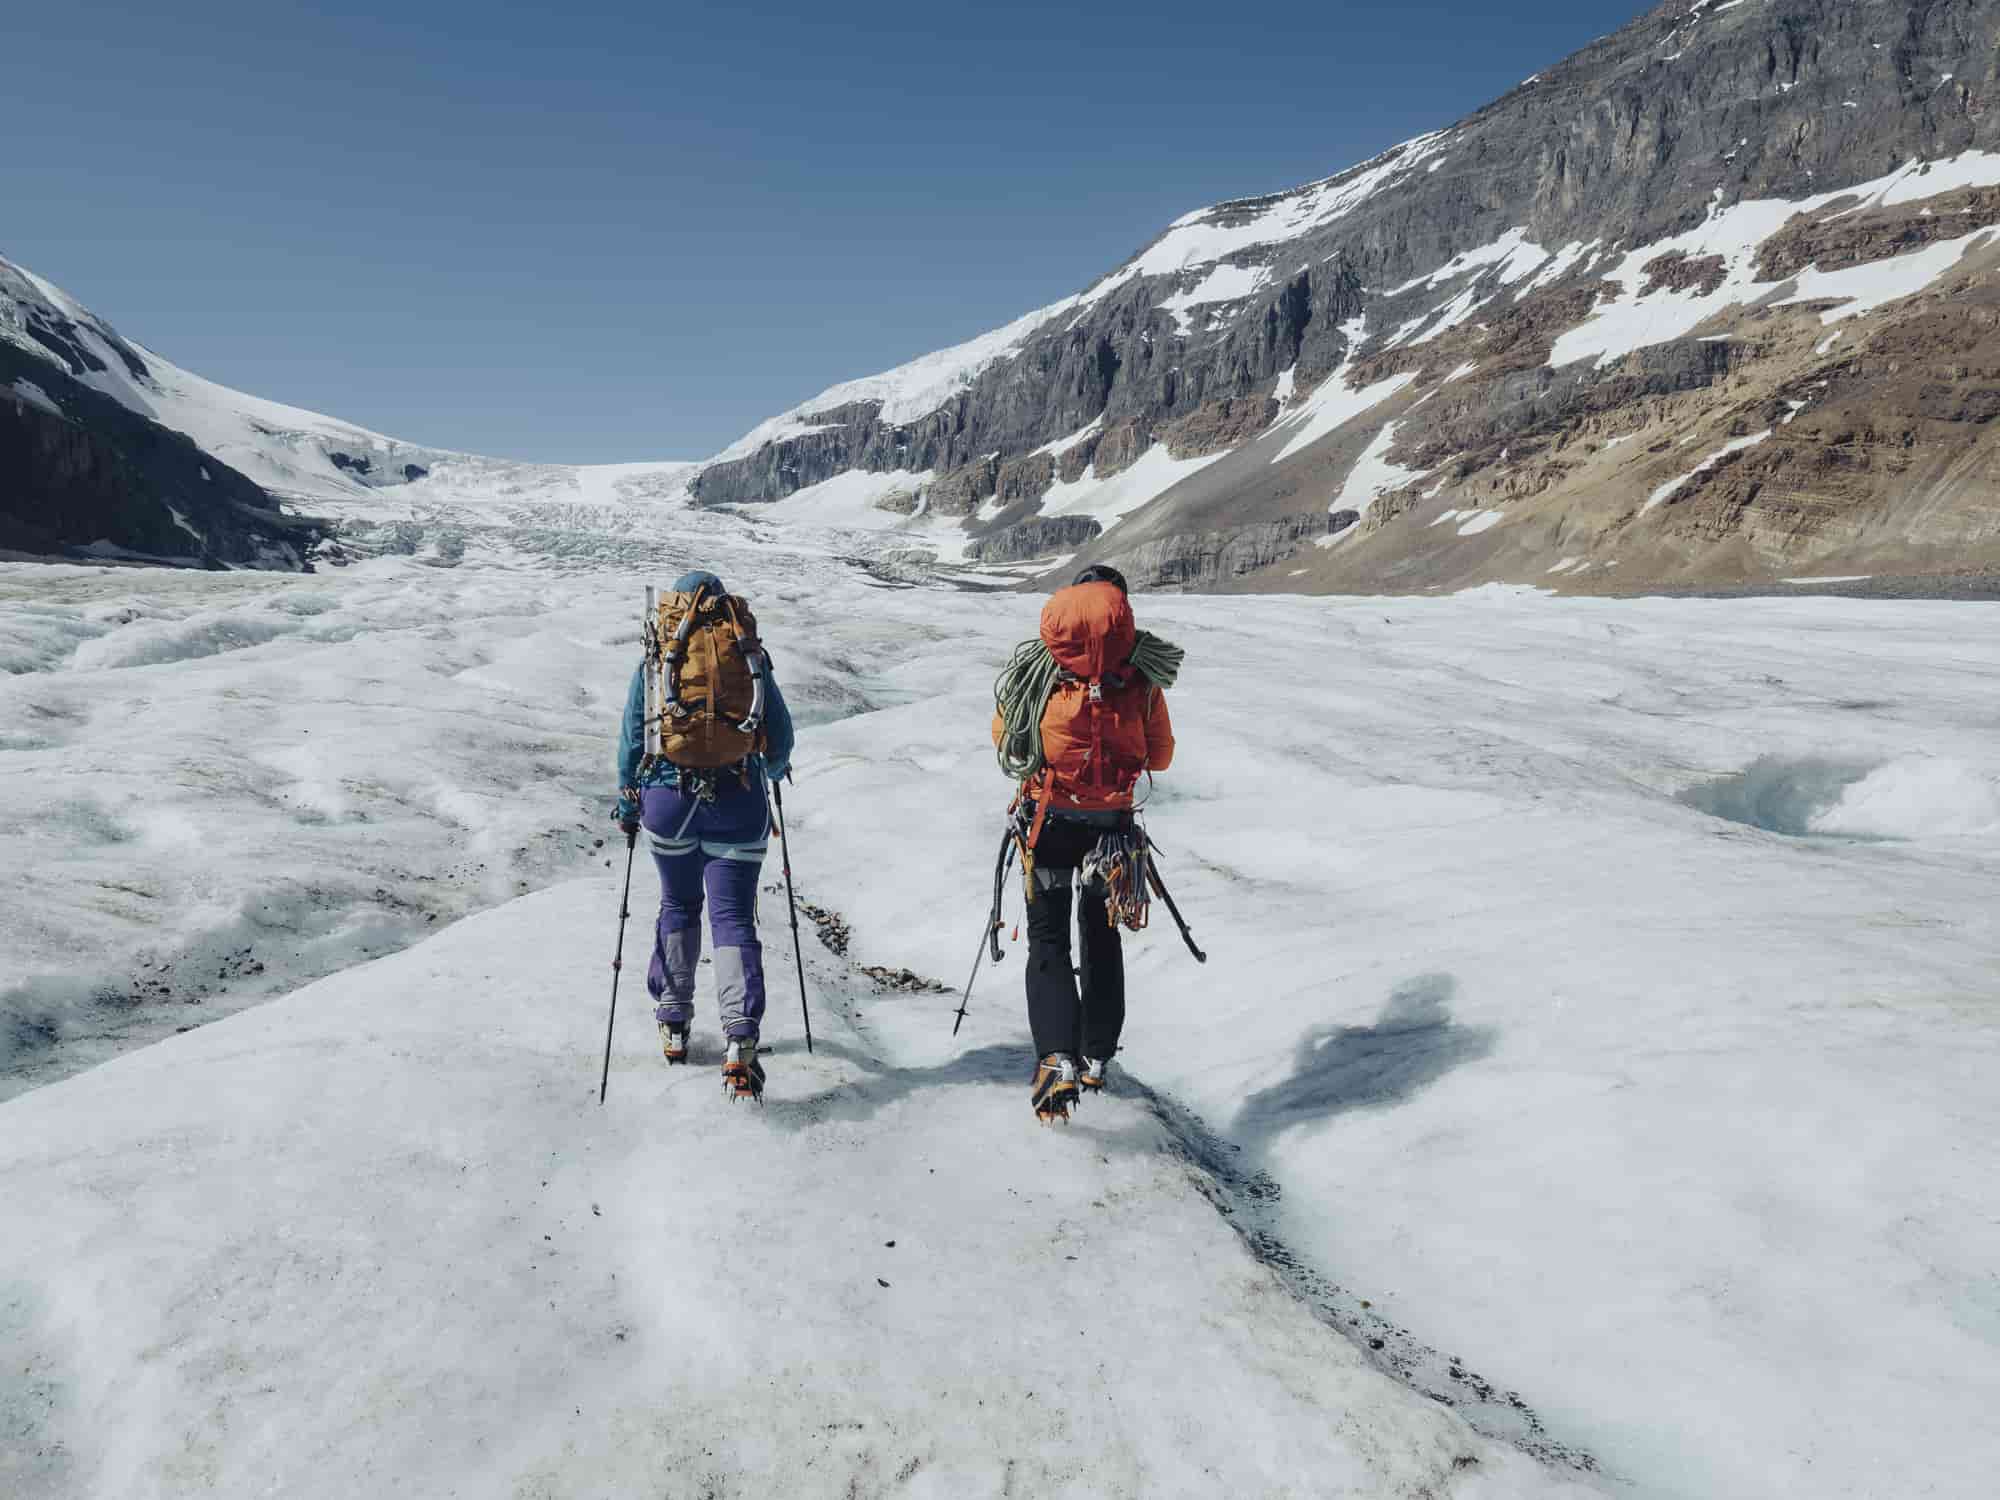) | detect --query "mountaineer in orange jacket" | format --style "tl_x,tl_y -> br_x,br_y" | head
990,564 -> 1179,1121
